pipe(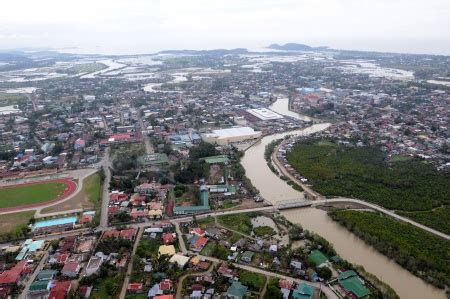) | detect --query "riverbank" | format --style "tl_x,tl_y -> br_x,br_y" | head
329,210 -> 450,290
240,124 -> 446,298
